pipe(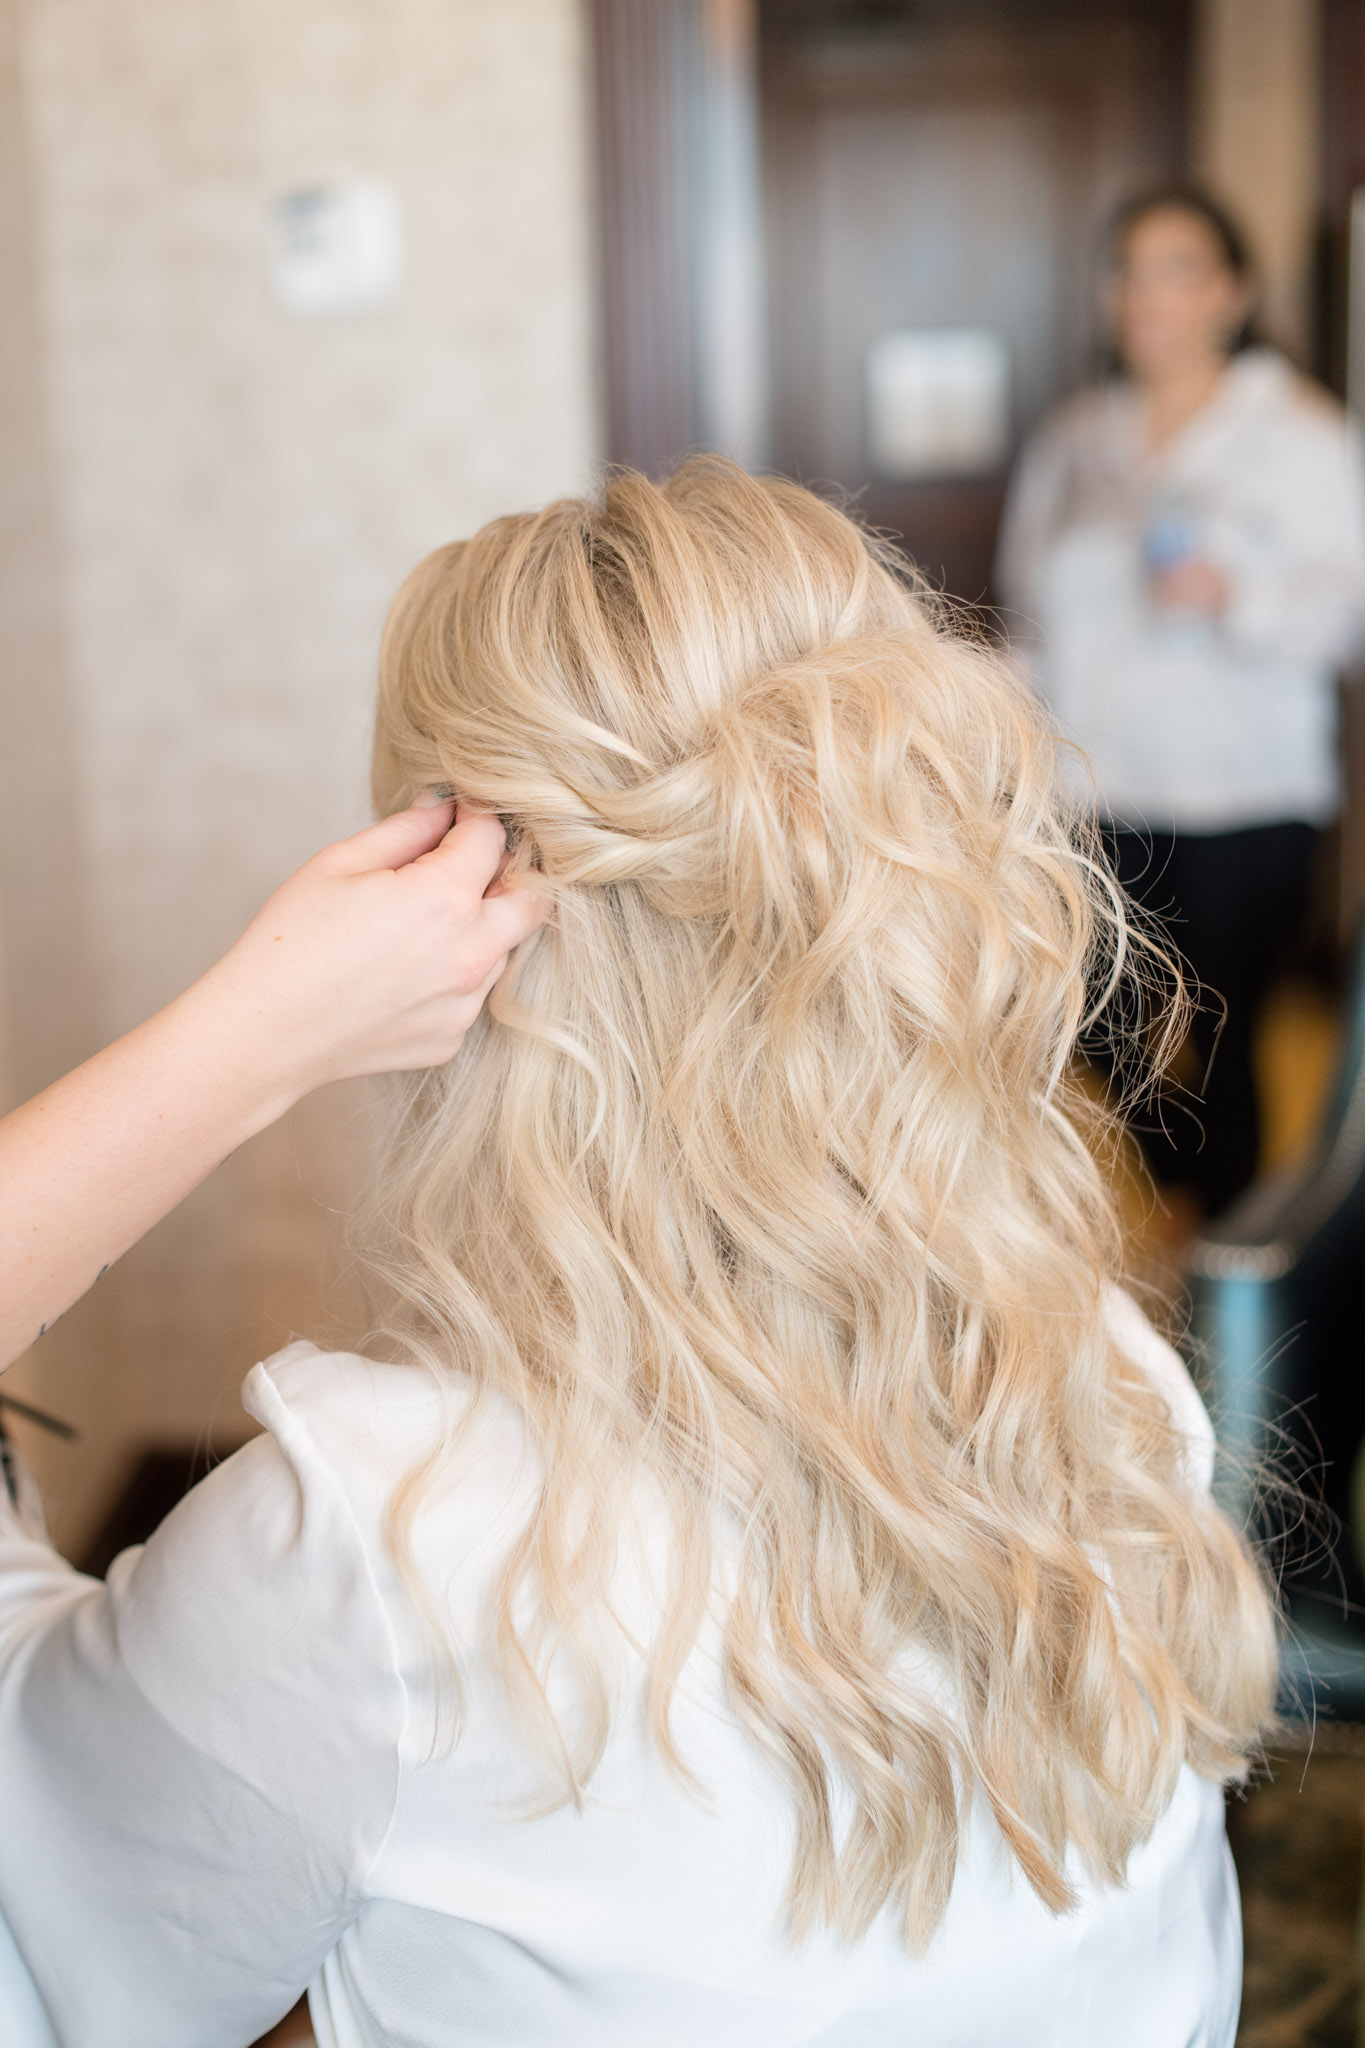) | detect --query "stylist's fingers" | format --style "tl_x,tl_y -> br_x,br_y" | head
478,880 -> 550,959
420,803 -> 511,893
324,798 -> 456,875
472,954 -> 510,1009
